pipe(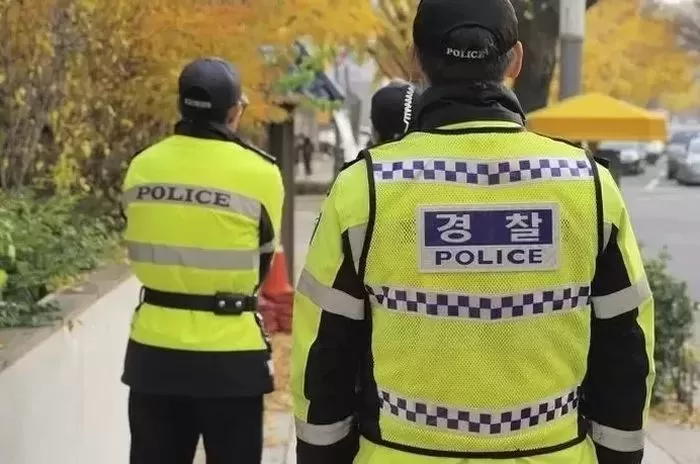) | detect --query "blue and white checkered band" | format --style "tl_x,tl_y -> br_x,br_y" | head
373,158 -> 593,185
379,387 -> 580,435
367,284 -> 591,320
